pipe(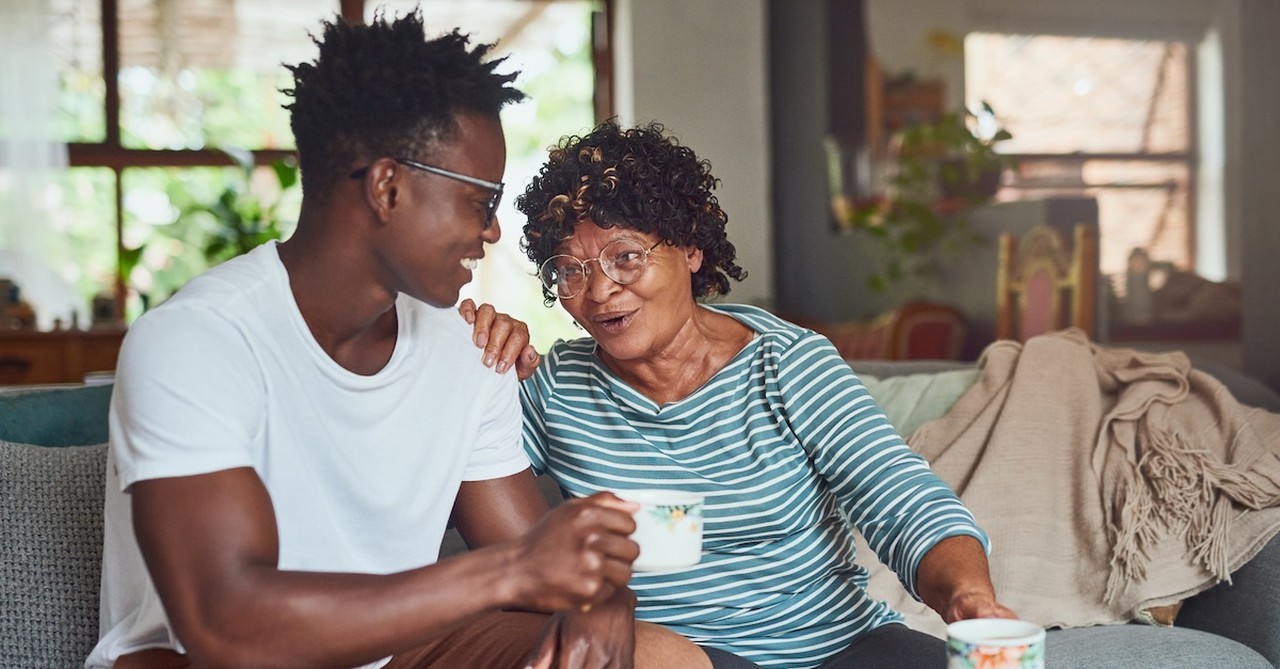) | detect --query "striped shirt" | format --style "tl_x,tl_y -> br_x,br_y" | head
520,303 -> 987,668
